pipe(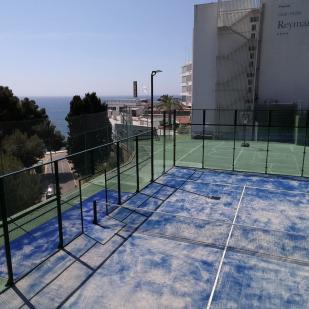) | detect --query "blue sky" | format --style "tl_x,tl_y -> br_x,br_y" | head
0,0 -> 211,97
